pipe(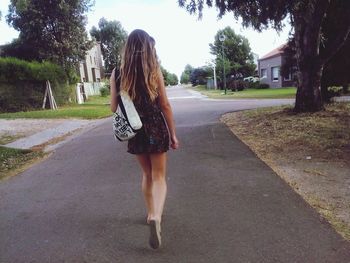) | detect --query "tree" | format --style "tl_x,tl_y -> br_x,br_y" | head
160,66 -> 178,86
166,73 -> 179,86
210,27 -> 255,81
180,64 -> 194,84
190,66 -> 211,86
6,0 -> 93,70
90,18 -> 128,73
178,0 -> 350,112
282,36 -> 350,103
